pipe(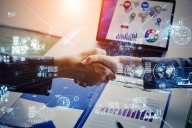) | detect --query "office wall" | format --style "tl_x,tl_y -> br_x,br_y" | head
0,0 -> 191,36
0,0 -> 102,37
